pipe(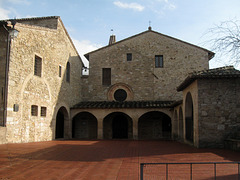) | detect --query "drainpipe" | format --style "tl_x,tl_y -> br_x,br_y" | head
2,20 -> 18,127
